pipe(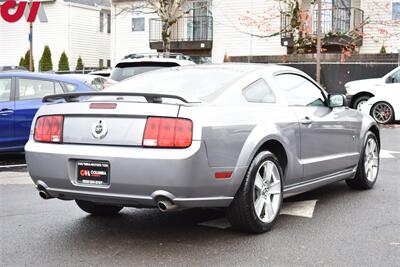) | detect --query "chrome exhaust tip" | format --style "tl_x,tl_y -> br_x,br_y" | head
38,190 -> 53,200
157,199 -> 178,212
